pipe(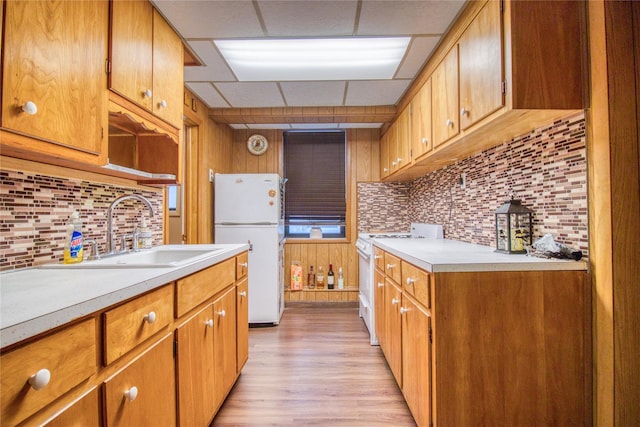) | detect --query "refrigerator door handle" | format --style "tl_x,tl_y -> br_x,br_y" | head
248,240 -> 253,252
